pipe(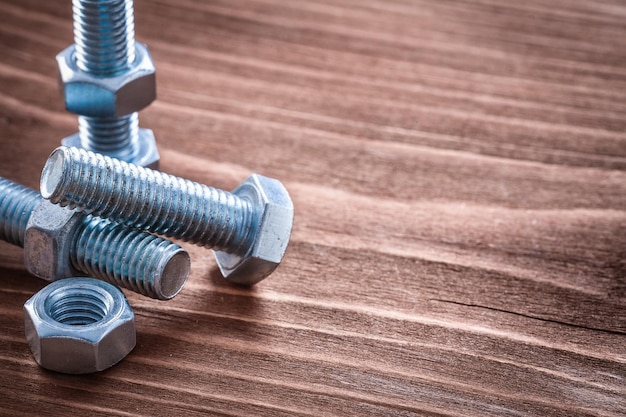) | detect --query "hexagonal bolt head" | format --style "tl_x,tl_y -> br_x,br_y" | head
214,174 -> 294,286
24,277 -> 136,374
56,43 -> 156,118
24,200 -> 84,281
61,128 -> 160,169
